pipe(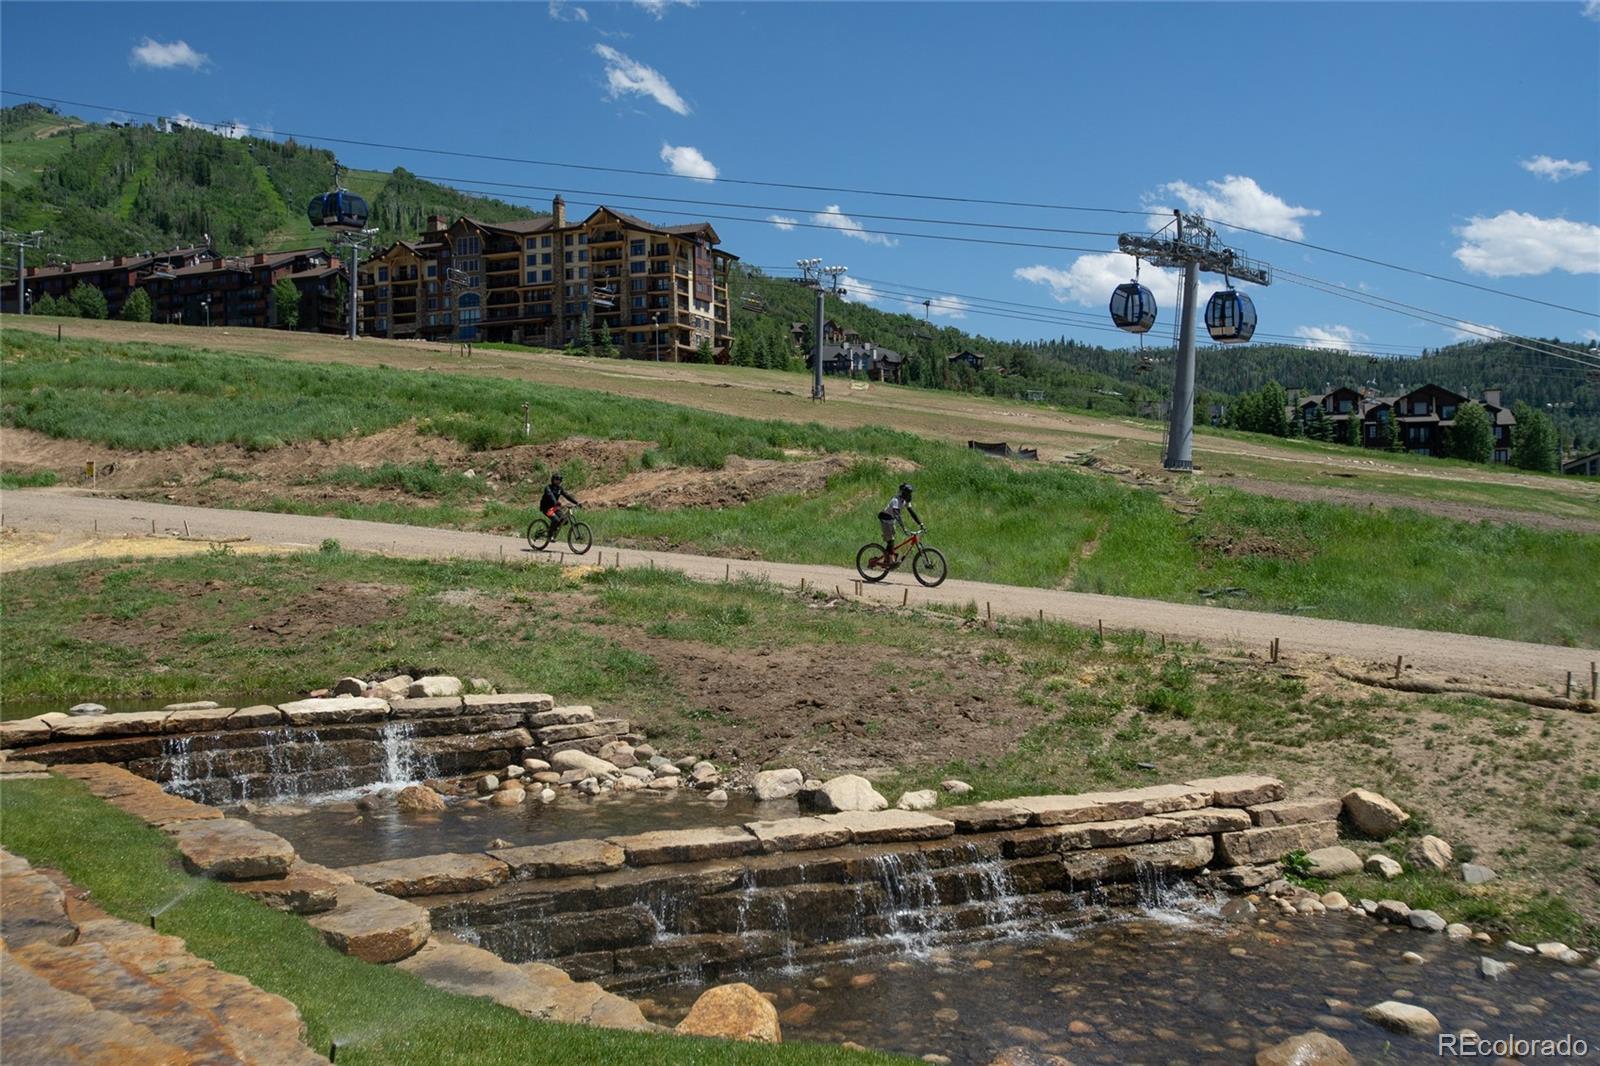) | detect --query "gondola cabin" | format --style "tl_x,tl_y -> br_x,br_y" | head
307,190 -> 369,230
1109,281 -> 1157,334
1204,288 -> 1256,343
